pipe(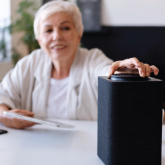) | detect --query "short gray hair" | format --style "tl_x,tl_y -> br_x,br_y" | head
34,0 -> 84,39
